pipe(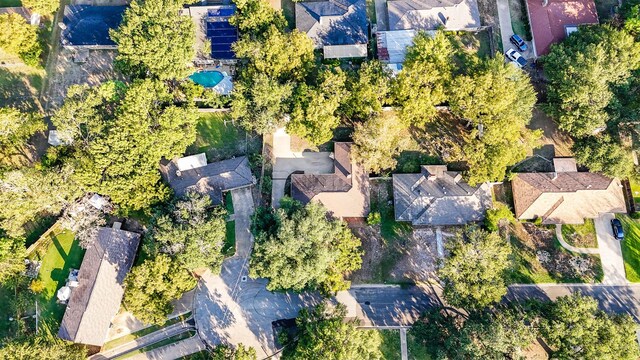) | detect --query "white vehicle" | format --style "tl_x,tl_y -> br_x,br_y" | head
505,49 -> 527,68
